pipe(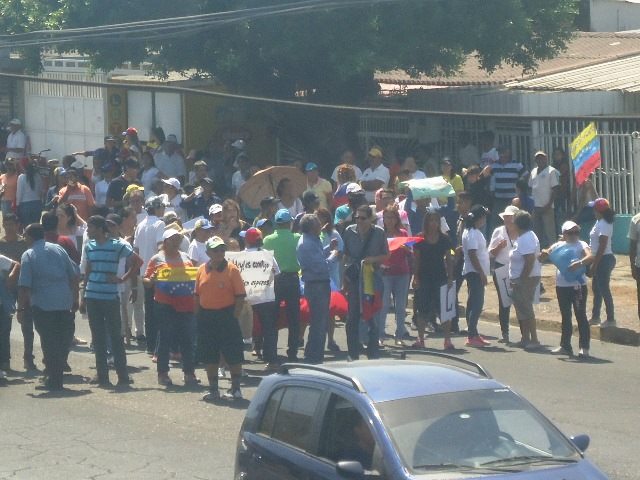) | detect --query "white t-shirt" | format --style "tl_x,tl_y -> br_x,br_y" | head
361,164 -> 390,203
509,231 -> 542,279
628,212 -> 640,266
529,166 -> 560,207
187,239 -> 209,266
231,170 -> 246,195
590,219 -> 613,255
331,164 -> 362,184
0,254 -> 14,273
133,215 -> 164,272
462,228 -> 490,276
552,240 -> 589,287
459,144 -> 480,167
140,167 -> 160,193
5,130 -> 27,160
480,147 -> 499,167
278,198 -> 304,218
94,179 -> 110,207
153,150 -> 187,179
488,225 -> 514,266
